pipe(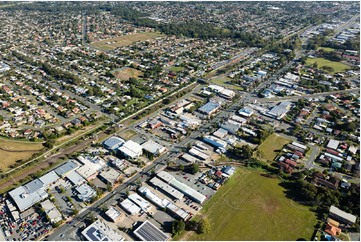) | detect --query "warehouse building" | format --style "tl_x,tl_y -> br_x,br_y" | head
203,135 -> 228,149
65,170 -> 87,186
40,200 -> 62,224
9,184 -> 48,212
133,221 -> 170,241
76,184 -> 96,202
198,101 -> 221,116
120,198 -> 141,215
157,171 -> 206,204
267,101 -> 293,120
141,140 -> 167,156
98,168 -> 121,186
54,160 -> 79,177
181,153 -> 198,163
149,177 -> 184,201
128,193 -> 152,212
117,140 -> 143,159
81,219 -> 124,241
188,147 -> 209,161
105,206 -> 121,222
103,136 -> 125,151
